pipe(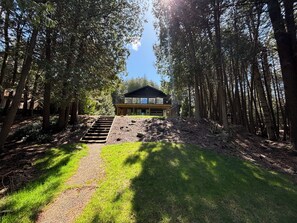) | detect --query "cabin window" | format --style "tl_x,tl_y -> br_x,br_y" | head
133,98 -> 140,104
125,98 -> 132,104
141,98 -> 148,104
156,98 -> 163,104
149,98 -> 155,104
